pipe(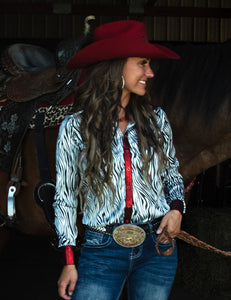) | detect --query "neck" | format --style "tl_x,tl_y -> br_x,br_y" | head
118,92 -> 130,122
118,104 -> 126,122
121,90 -> 130,107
